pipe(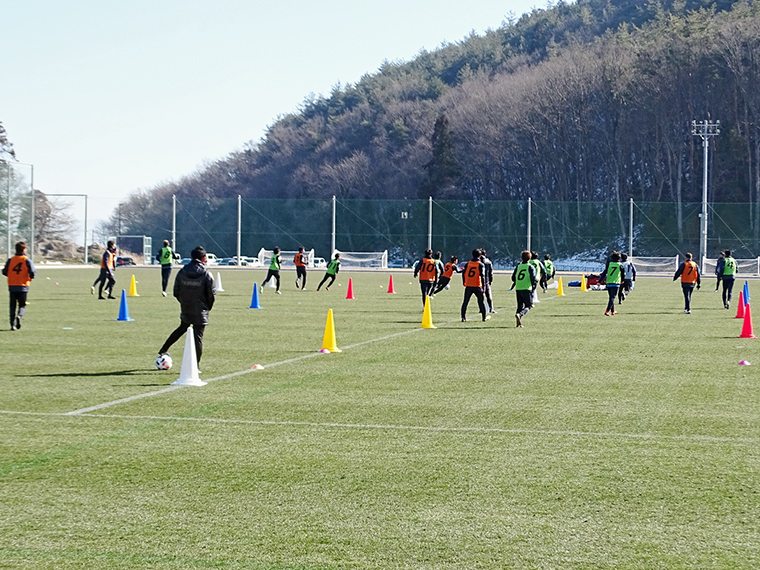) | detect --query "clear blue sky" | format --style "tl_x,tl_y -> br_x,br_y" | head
2,0 -> 543,239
